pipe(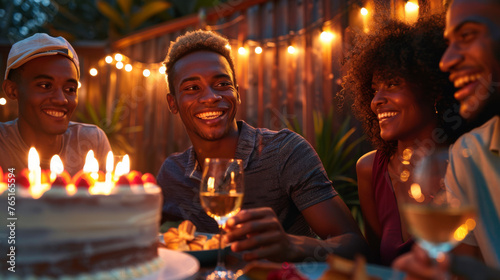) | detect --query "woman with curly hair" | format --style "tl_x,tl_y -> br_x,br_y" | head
341,14 -> 467,266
